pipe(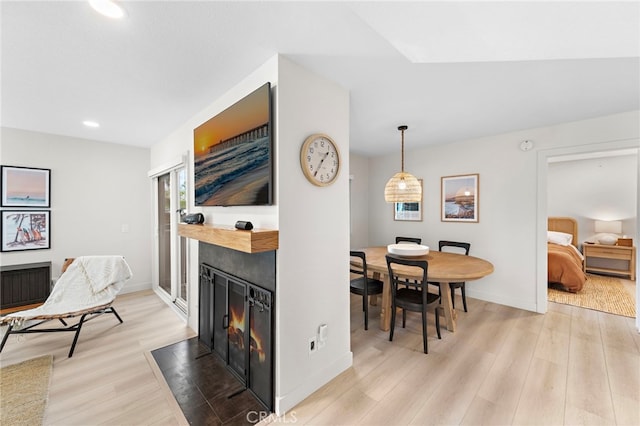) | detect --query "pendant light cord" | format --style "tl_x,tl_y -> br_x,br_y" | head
398,125 -> 408,173
401,128 -> 405,172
